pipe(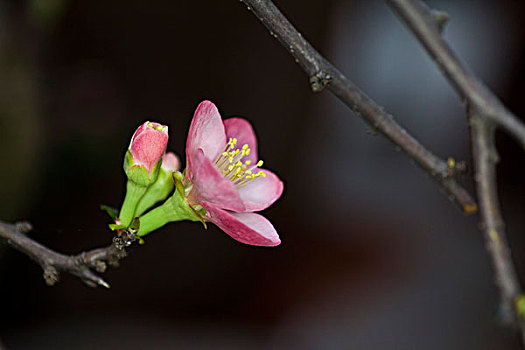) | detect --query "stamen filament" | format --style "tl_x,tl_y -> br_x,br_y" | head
214,138 -> 266,189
